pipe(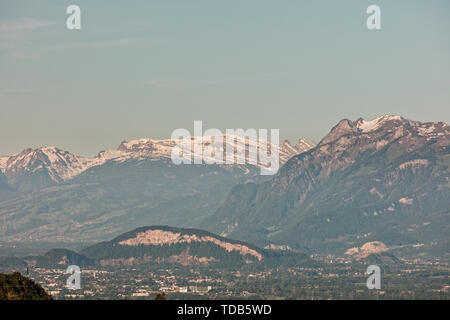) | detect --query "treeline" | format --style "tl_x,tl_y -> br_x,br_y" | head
0,272 -> 52,300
